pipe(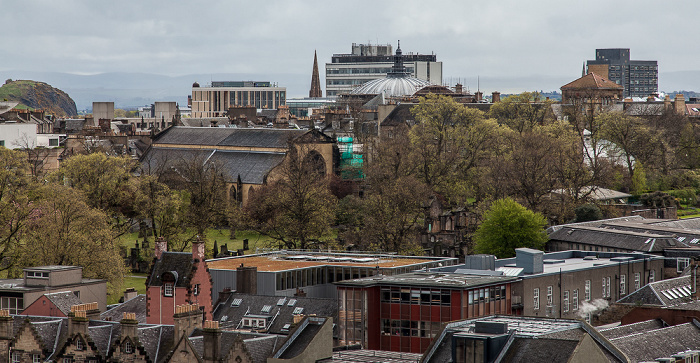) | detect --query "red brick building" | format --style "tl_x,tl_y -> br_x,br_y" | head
146,238 -> 212,325
335,272 -> 516,354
